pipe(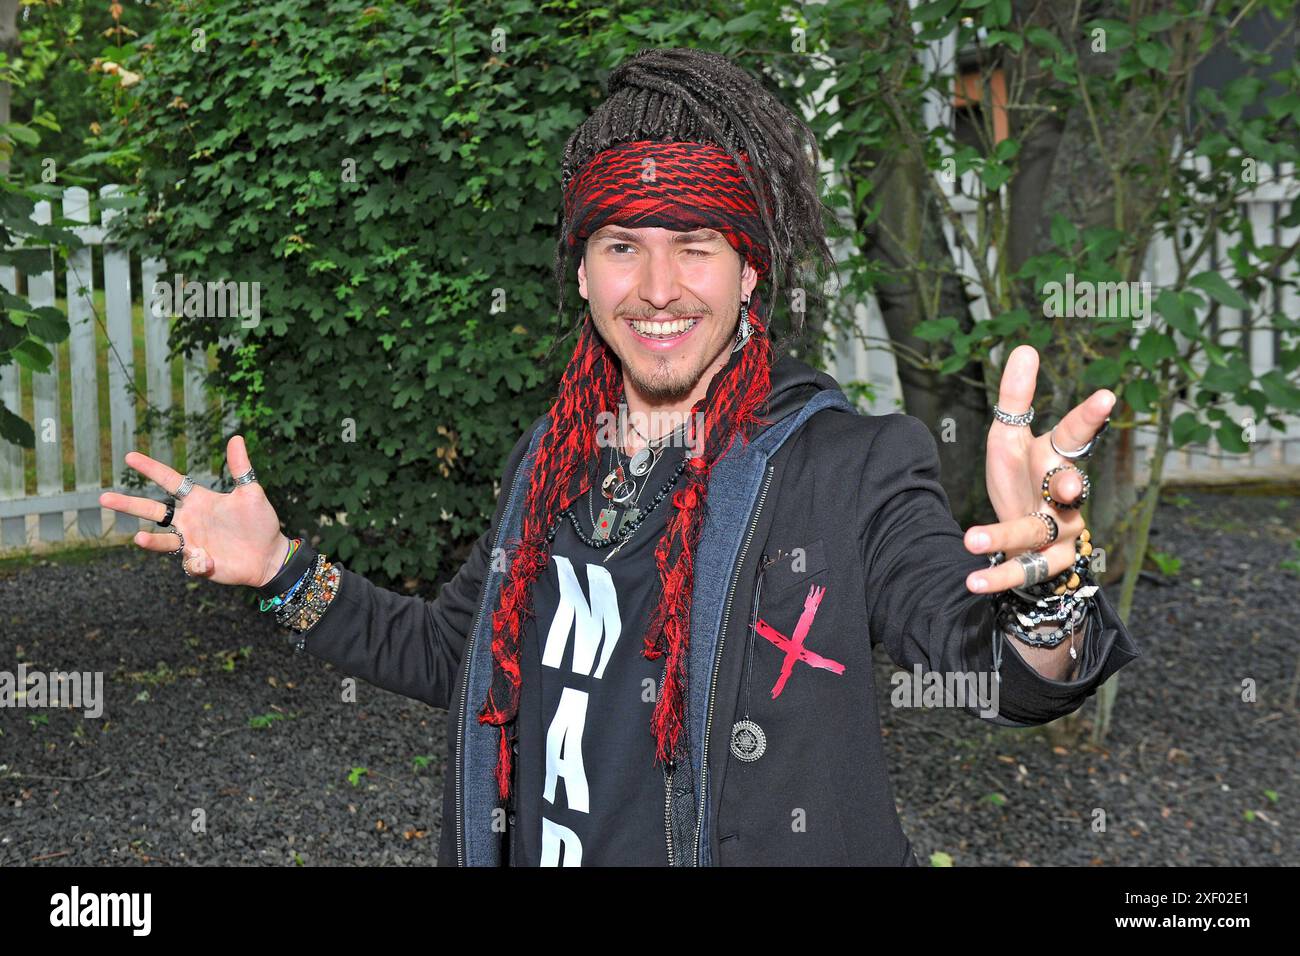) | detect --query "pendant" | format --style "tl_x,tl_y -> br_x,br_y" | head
593,507 -> 618,542
611,479 -> 636,505
730,719 -> 767,762
601,465 -> 626,500
616,507 -> 641,536
629,447 -> 654,477
1069,644 -> 1077,660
